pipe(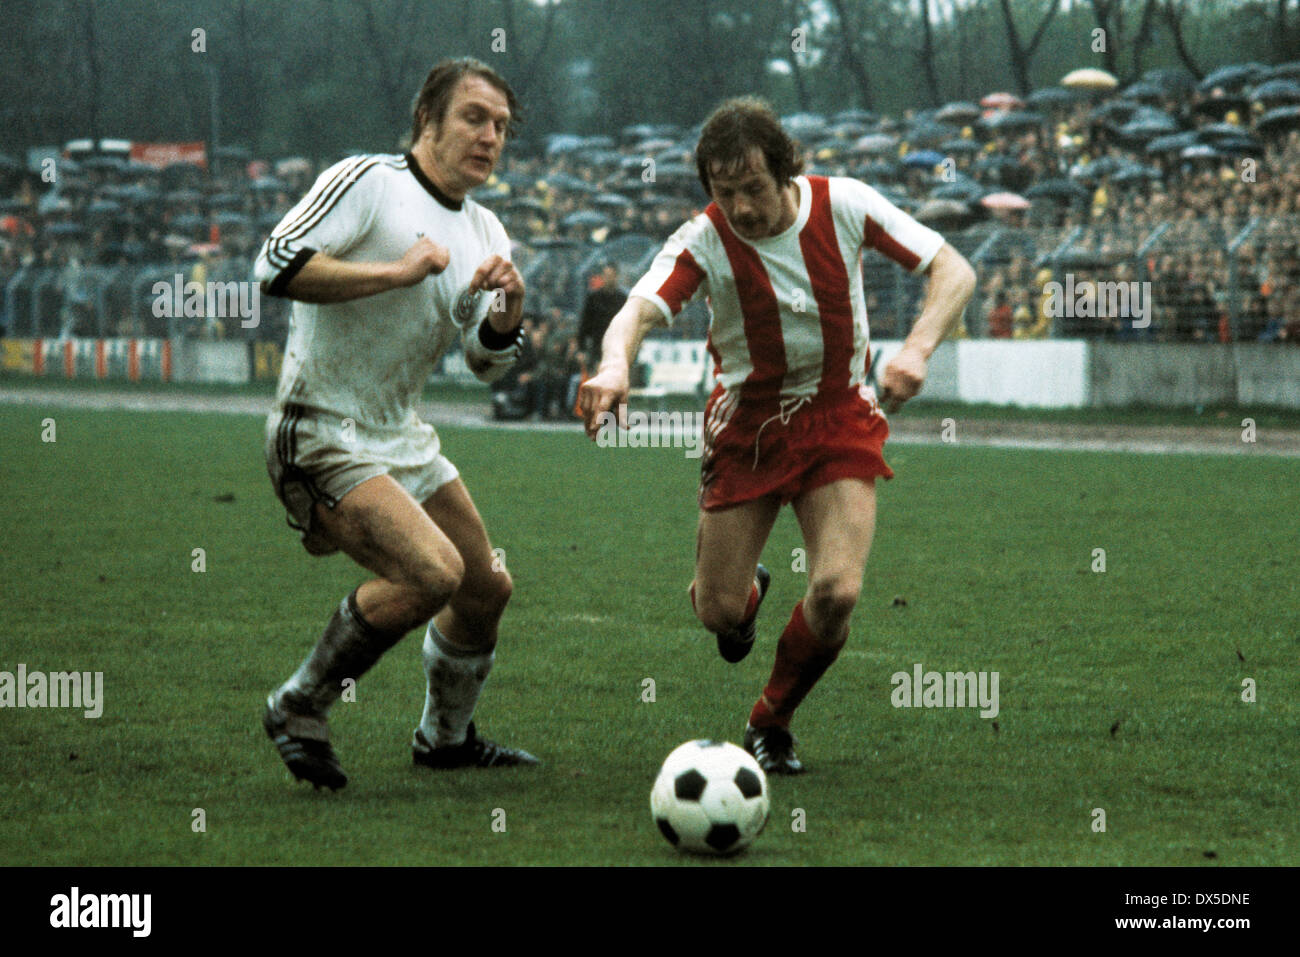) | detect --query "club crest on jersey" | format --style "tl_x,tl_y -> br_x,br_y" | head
453,288 -> 484,328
